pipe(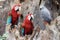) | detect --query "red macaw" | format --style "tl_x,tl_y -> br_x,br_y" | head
22,13 -> 34,35
8,4 -> 21,25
